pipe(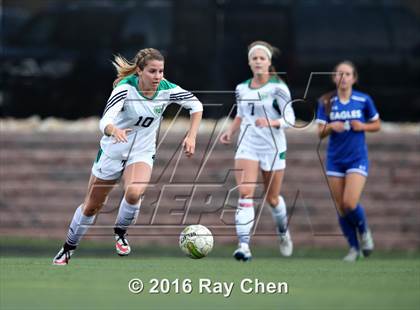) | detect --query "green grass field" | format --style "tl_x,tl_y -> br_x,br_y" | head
1,238 -> 419,310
